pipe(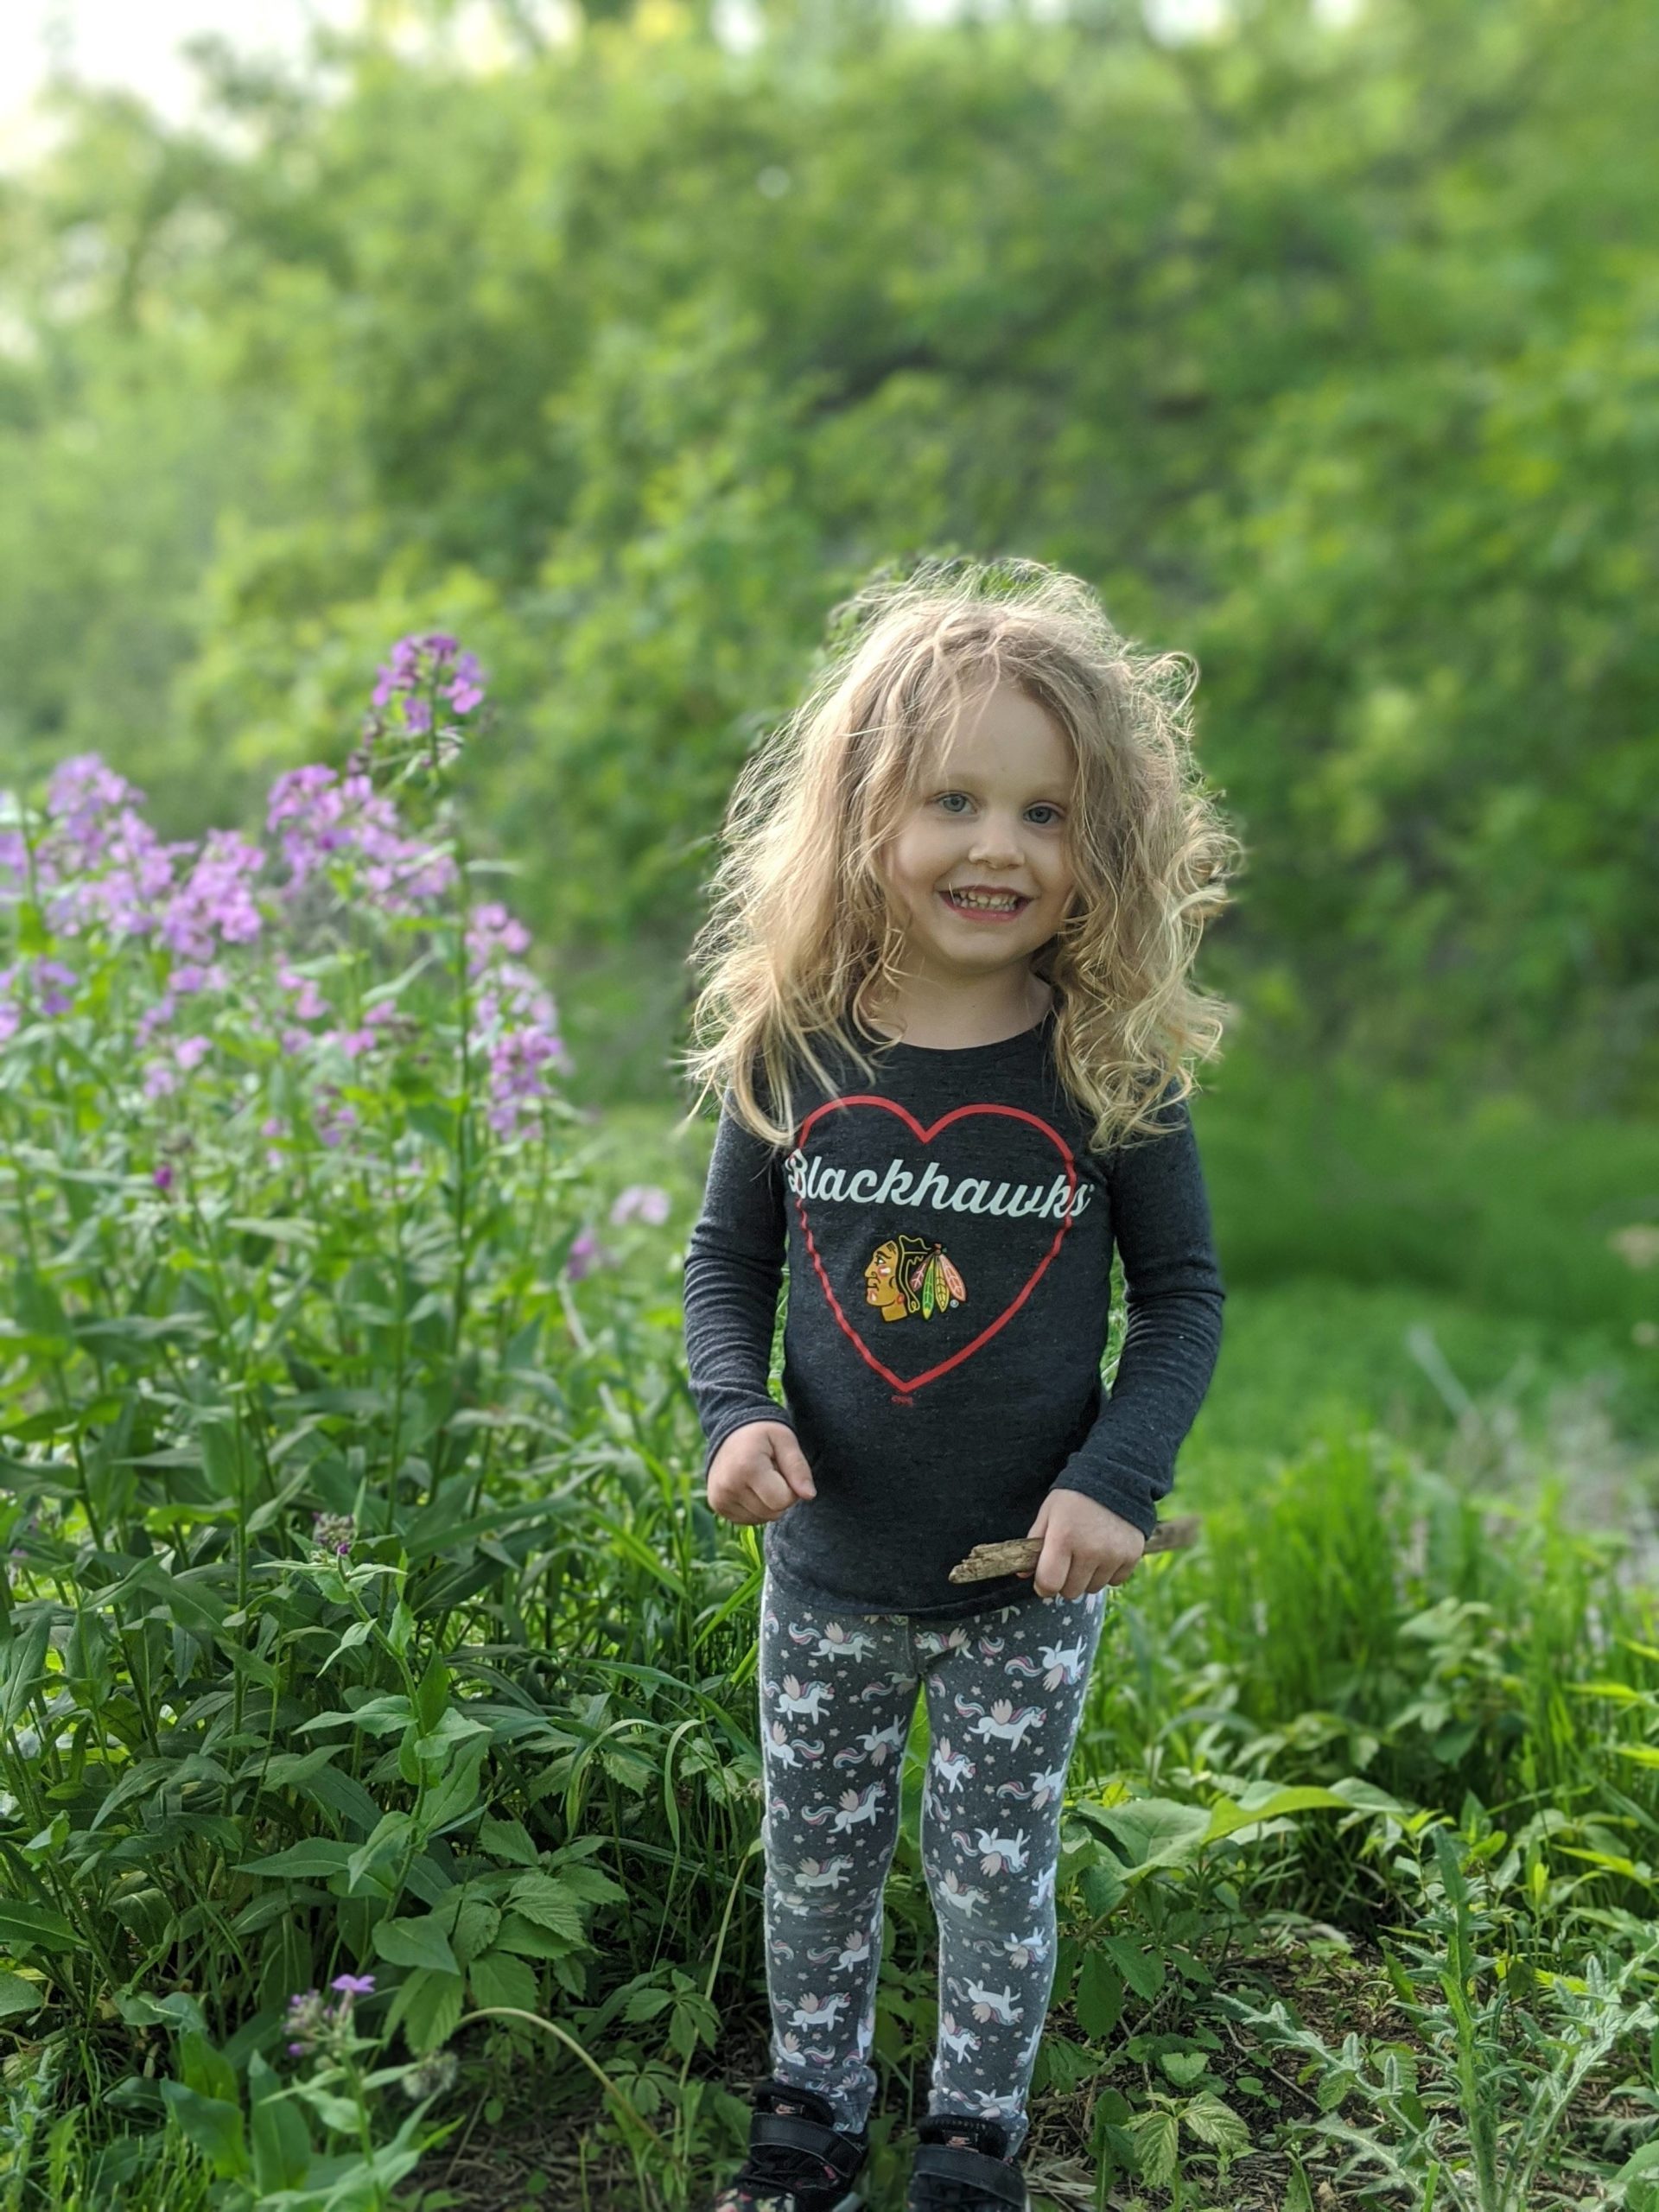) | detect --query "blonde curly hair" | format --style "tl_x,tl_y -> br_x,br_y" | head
676,556 -> 1242,1155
